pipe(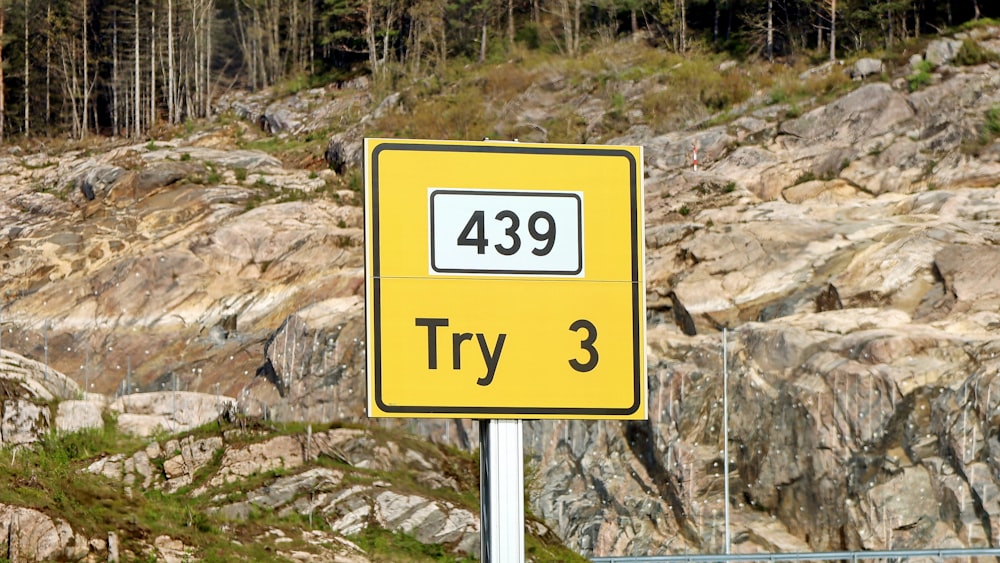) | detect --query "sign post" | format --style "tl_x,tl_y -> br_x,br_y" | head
364,139 -> 645,561
480,419 -> 524,562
